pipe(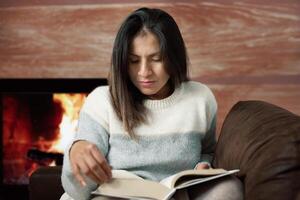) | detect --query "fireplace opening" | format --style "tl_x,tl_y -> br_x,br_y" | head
0,78 -> 107,199
3,92 -> 86,185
